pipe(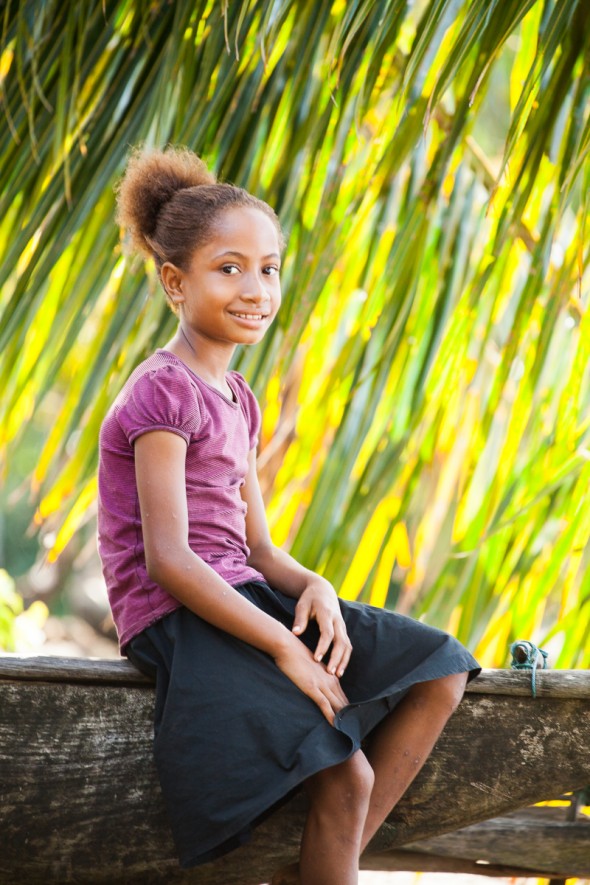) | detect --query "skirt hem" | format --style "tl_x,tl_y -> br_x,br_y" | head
178,651 -> 479,868
128,582 -> 481,870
